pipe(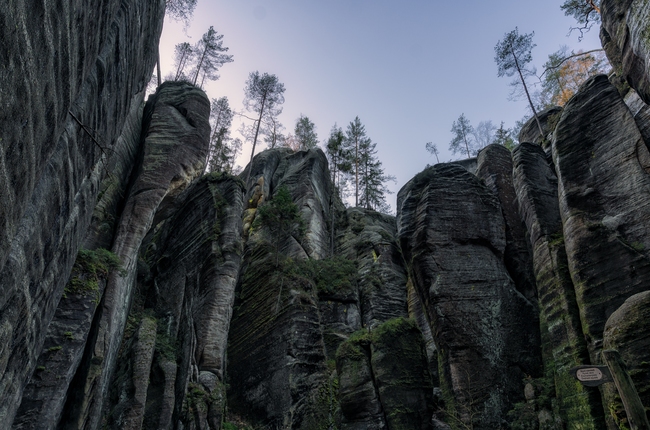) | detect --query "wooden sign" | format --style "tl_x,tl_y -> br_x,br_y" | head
569,365 -> 613,387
